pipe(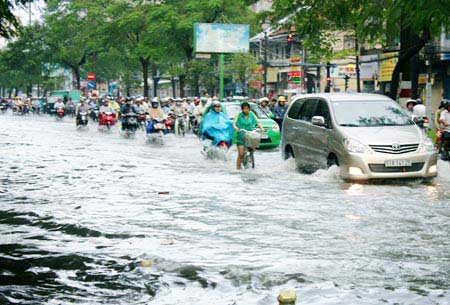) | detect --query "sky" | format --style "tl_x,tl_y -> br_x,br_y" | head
0,0 -> 46,49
